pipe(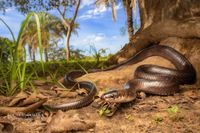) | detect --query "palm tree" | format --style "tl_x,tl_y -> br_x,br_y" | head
96,0 -> 136,42
20,21 -> 38,61
20,12 -> 72,62
0,37 -> 13,62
